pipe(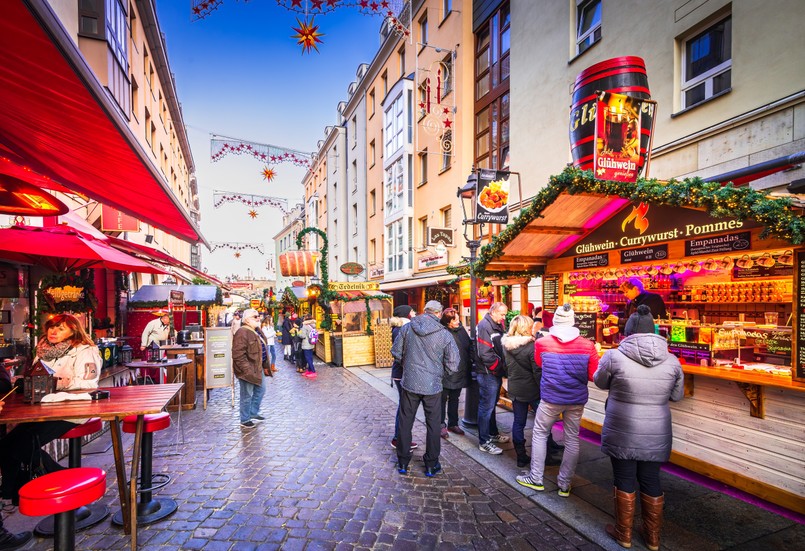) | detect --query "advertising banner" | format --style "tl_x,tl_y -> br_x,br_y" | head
475,169 -> 510,224
101,204 -> 139,232
594,91 -> 643,183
